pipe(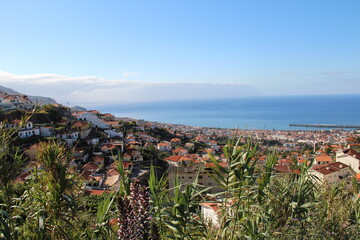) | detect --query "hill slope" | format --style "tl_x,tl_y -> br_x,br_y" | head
0,85 -> 57,105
